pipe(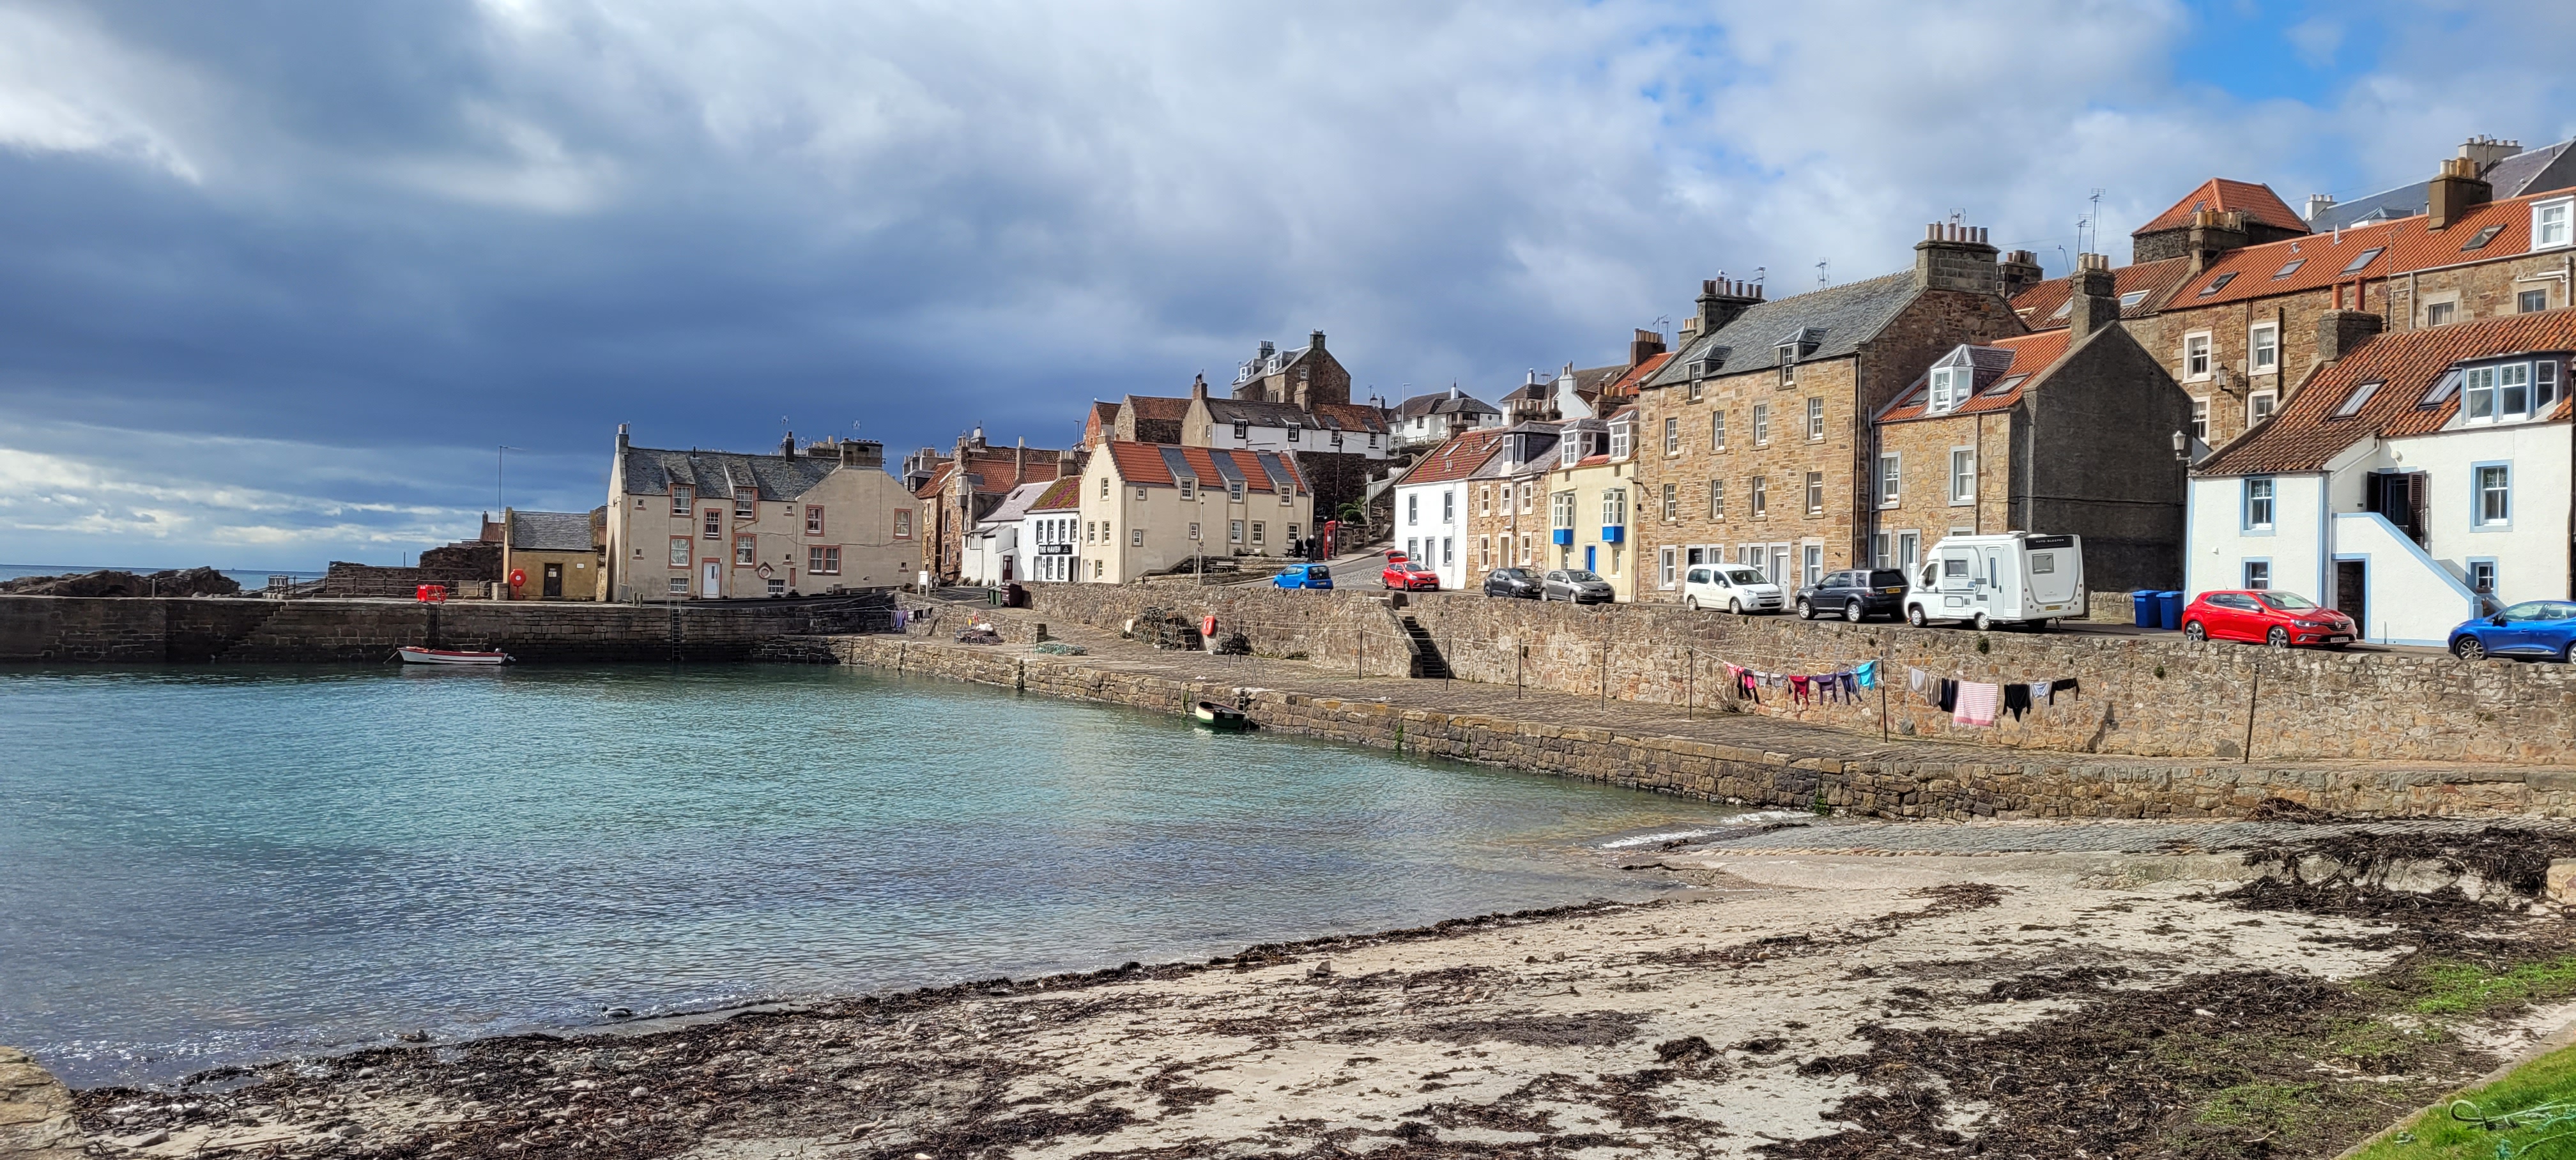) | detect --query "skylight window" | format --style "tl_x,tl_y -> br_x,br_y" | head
2340,247 -> 2386,274
2119,291 -> 2149,308
2196,271 -> 2237,296
2331,380 -> 2382,418
2462,225 -> 2505,252
1986,374 -> 2028,397
2271,258 -> 2305,279
2422,369 -> 2462,408
2049,300 -> 2072,319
